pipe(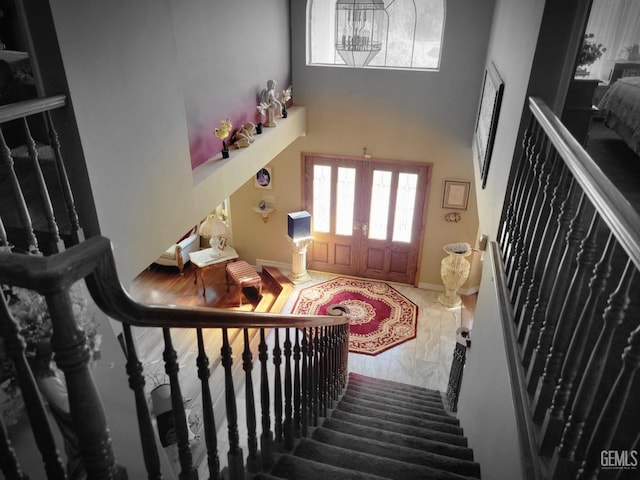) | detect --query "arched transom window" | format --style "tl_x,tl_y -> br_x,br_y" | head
307,0 -> 446,70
